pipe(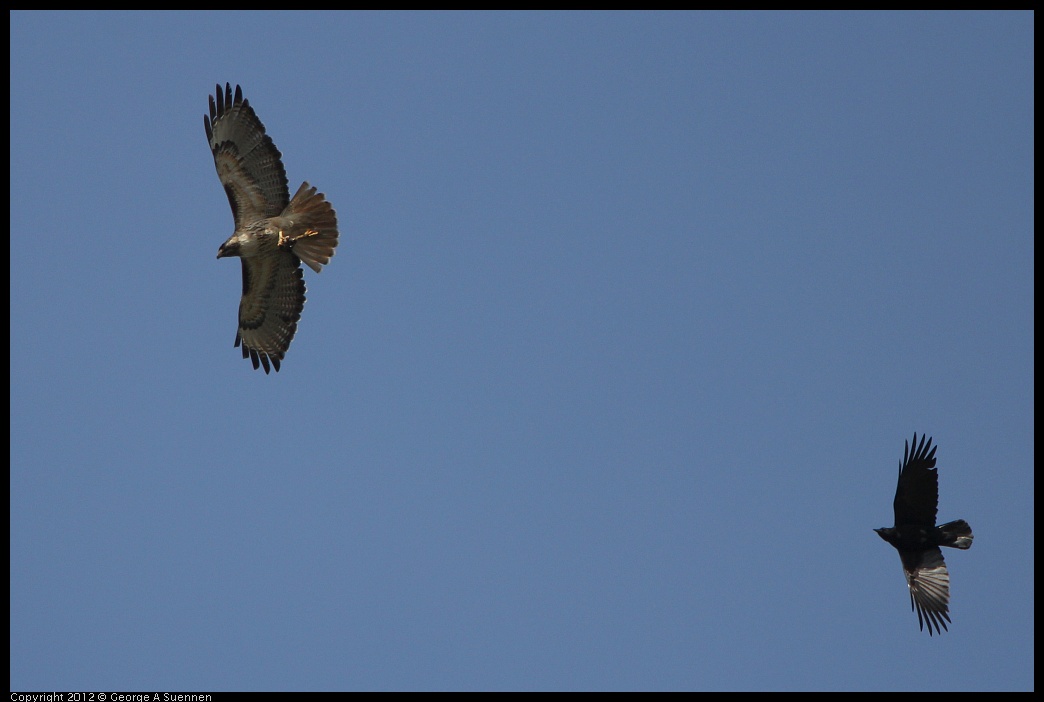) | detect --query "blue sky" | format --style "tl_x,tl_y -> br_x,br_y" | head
10,11 -> 1033,691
